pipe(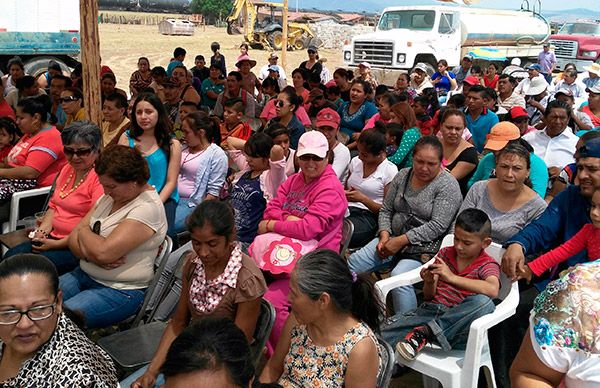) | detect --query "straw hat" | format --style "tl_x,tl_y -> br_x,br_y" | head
584,63 -> 600,76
